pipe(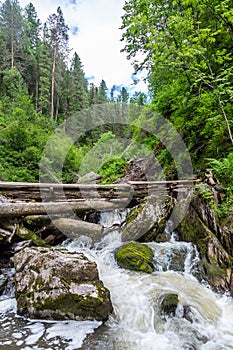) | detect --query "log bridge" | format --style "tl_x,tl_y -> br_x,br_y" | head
0,180 -> 199,218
